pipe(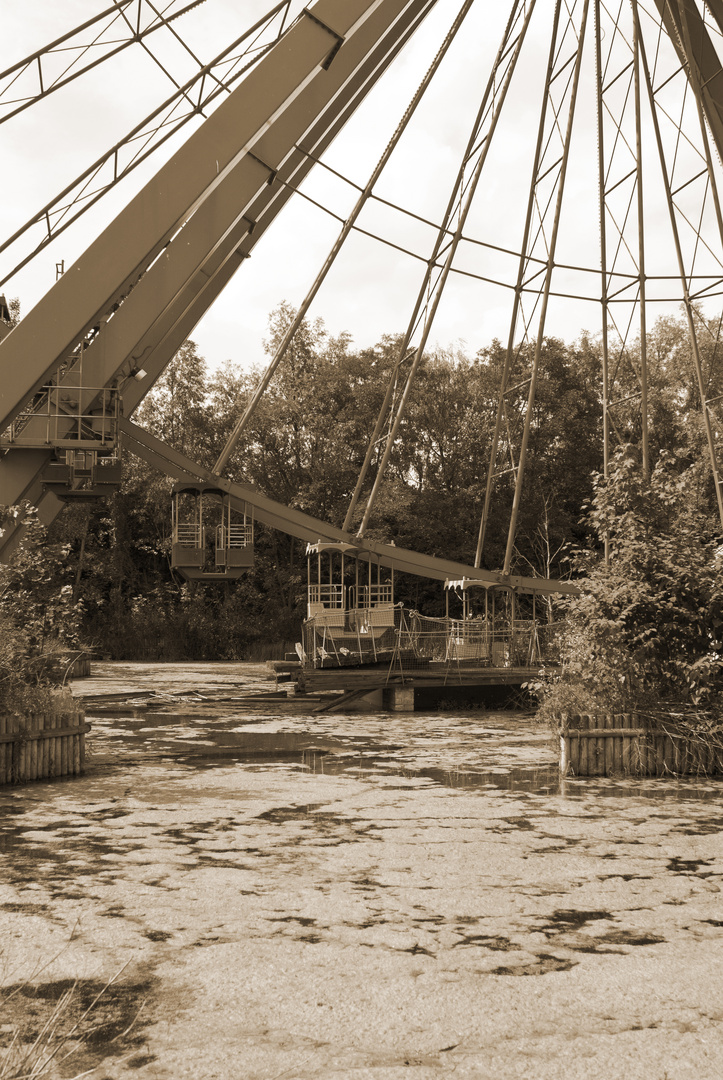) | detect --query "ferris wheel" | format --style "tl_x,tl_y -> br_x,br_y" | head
1,0 -> 722,599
